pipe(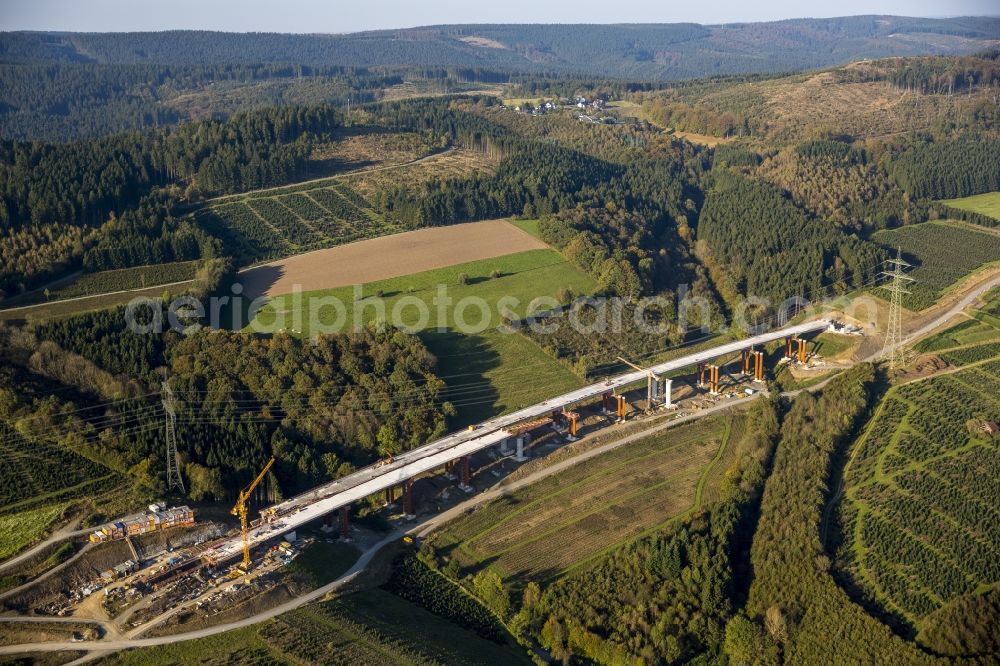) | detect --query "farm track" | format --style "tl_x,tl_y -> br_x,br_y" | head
0,279 -> 195,314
